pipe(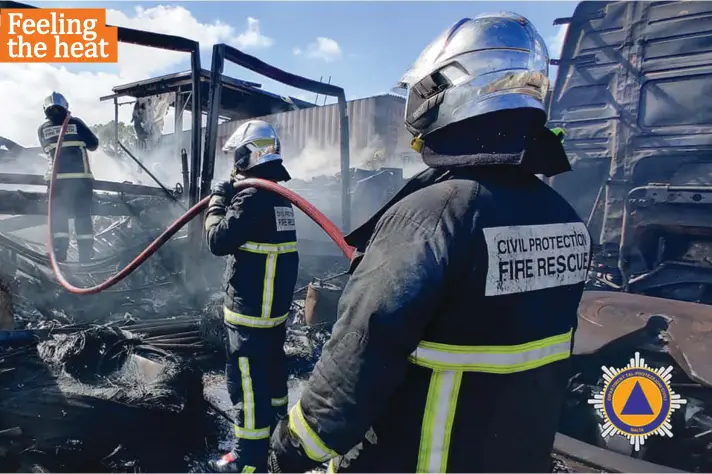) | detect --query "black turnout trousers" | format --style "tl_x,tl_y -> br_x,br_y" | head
50,178 -> 95,262
225,323 -> 289,471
